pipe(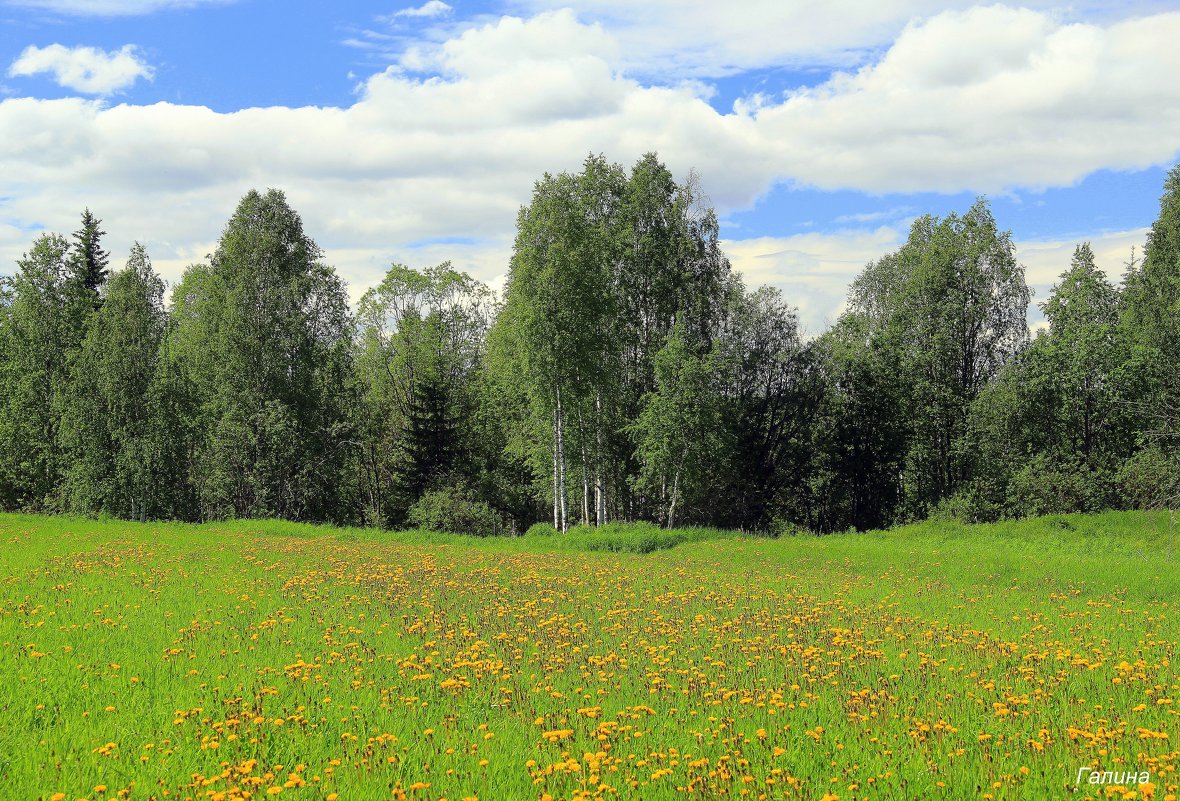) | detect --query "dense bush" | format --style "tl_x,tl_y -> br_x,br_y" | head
1117,445 -> 1180,509
407,486 -> 507,537
524,522 -> 559,537
1005,456 -> 1112,517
